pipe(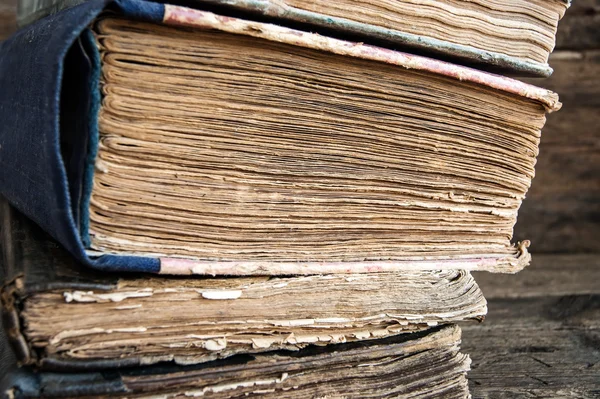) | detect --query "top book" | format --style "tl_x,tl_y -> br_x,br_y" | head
17,0 -> 570,76
0,0 -> 560,275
